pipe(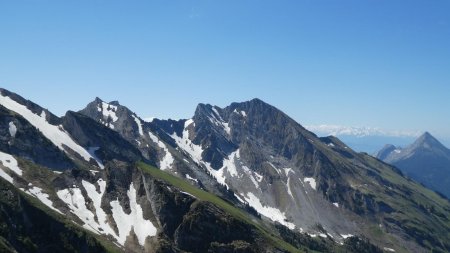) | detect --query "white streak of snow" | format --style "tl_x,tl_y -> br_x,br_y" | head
243,192 -> 295,229
210,107 -> 231,135
132,115 -> 144,136
287,176 -> 294,199
341,234 -> 353,239
170,120 -> 228,186
267,162 -> 282,174
185,174 -> 198,183
148,132 -> 174,170
9,122 -> 17,137
57,186 -> 99,233
241,165 -> 259,188
180,191 -> 197,198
